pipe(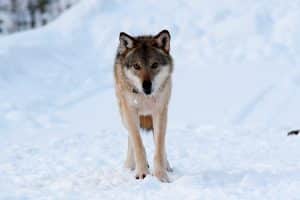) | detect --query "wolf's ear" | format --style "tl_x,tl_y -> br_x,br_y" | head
154,30 -> 171,53
119,32 -> 135,54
